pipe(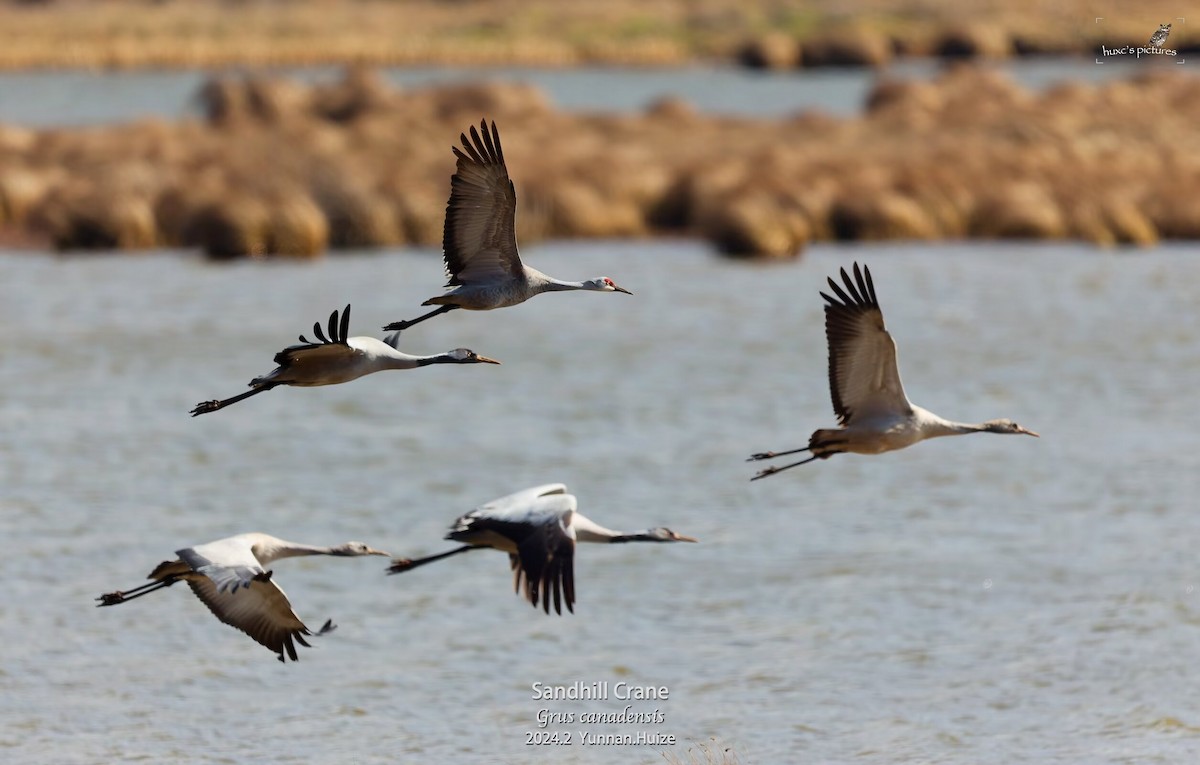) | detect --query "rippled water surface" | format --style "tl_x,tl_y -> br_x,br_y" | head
0,57 -> 1174,126
2,241 -> 1200,764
